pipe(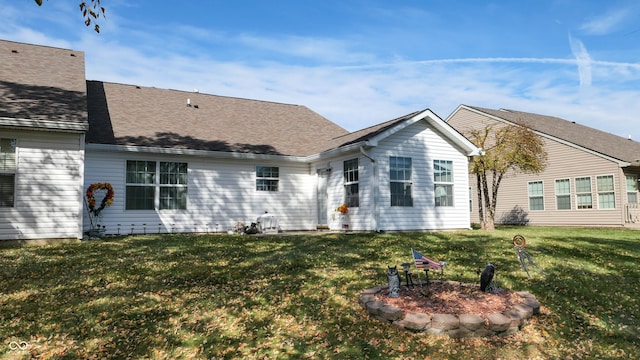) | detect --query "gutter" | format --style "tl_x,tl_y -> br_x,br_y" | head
86,143 -> 306,162
360,145 -> 380,232
0,117 -> 88,133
